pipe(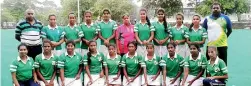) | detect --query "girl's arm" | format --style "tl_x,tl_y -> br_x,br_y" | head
107,29 -> 116,41
132,67 -> 142,81
162,67 -> 167,85
35,69 -> 47,84
153,68 -> 161,80
116,68 -> 121,79
190,69 -> 204,83
123,67 -> 130,81
147,31 -> 154,43
195,38 -> 206,45
98,32 -> 106,41
92,34 -> 98,40
33,69 -> 38,83
85,66 -> 93,81
55,38 -> 65,46
105,66 -> 109,83
11,72 -> 20,86
49,68 -> 57,84
115,30 -> 121,54
135,32 -> 142,44
212,74 -> 228,79
172,70 -> 183,83
186,38 -> 194,45
181,67 -> 189,85
143,67 -> 148,84
59,69 -> 65,85
75,65 -> 83,79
